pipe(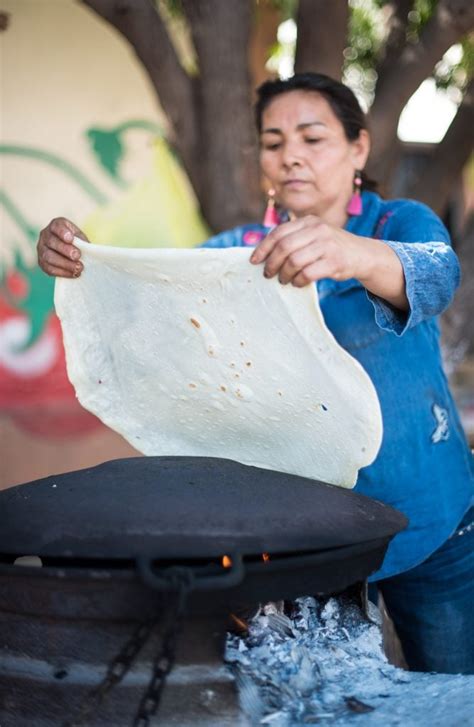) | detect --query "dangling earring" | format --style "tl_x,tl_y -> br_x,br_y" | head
263,188 -> 281,228
347,170 -> 363,216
